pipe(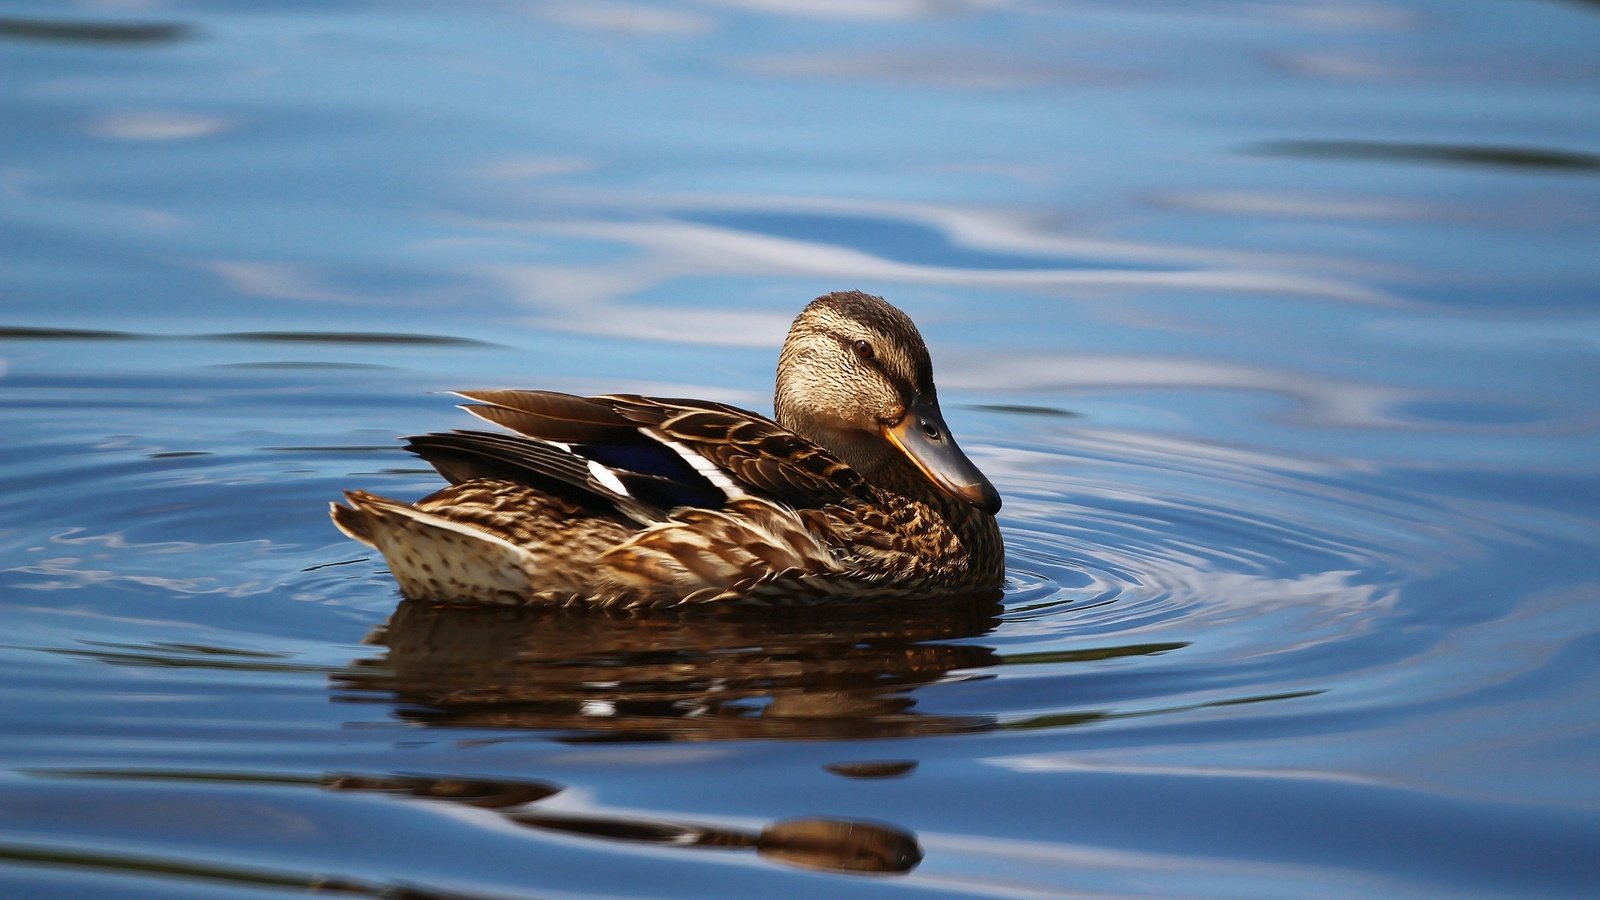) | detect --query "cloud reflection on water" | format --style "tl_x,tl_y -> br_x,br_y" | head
449,186 -> 1400,296
82,110 -> 238,142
